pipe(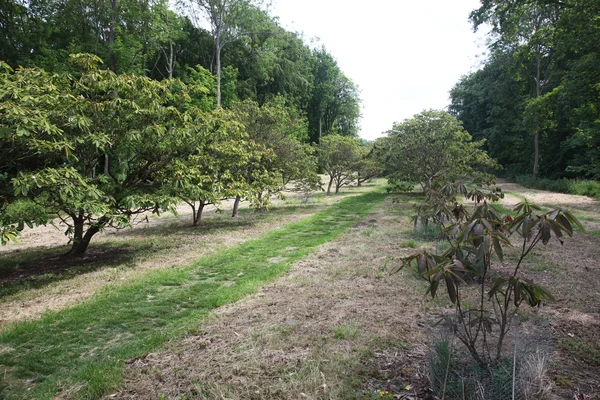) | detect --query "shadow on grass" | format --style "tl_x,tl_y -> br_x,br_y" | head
0,245 -> 146,298
113,204 -> 318,239
0,203 -> 321,299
